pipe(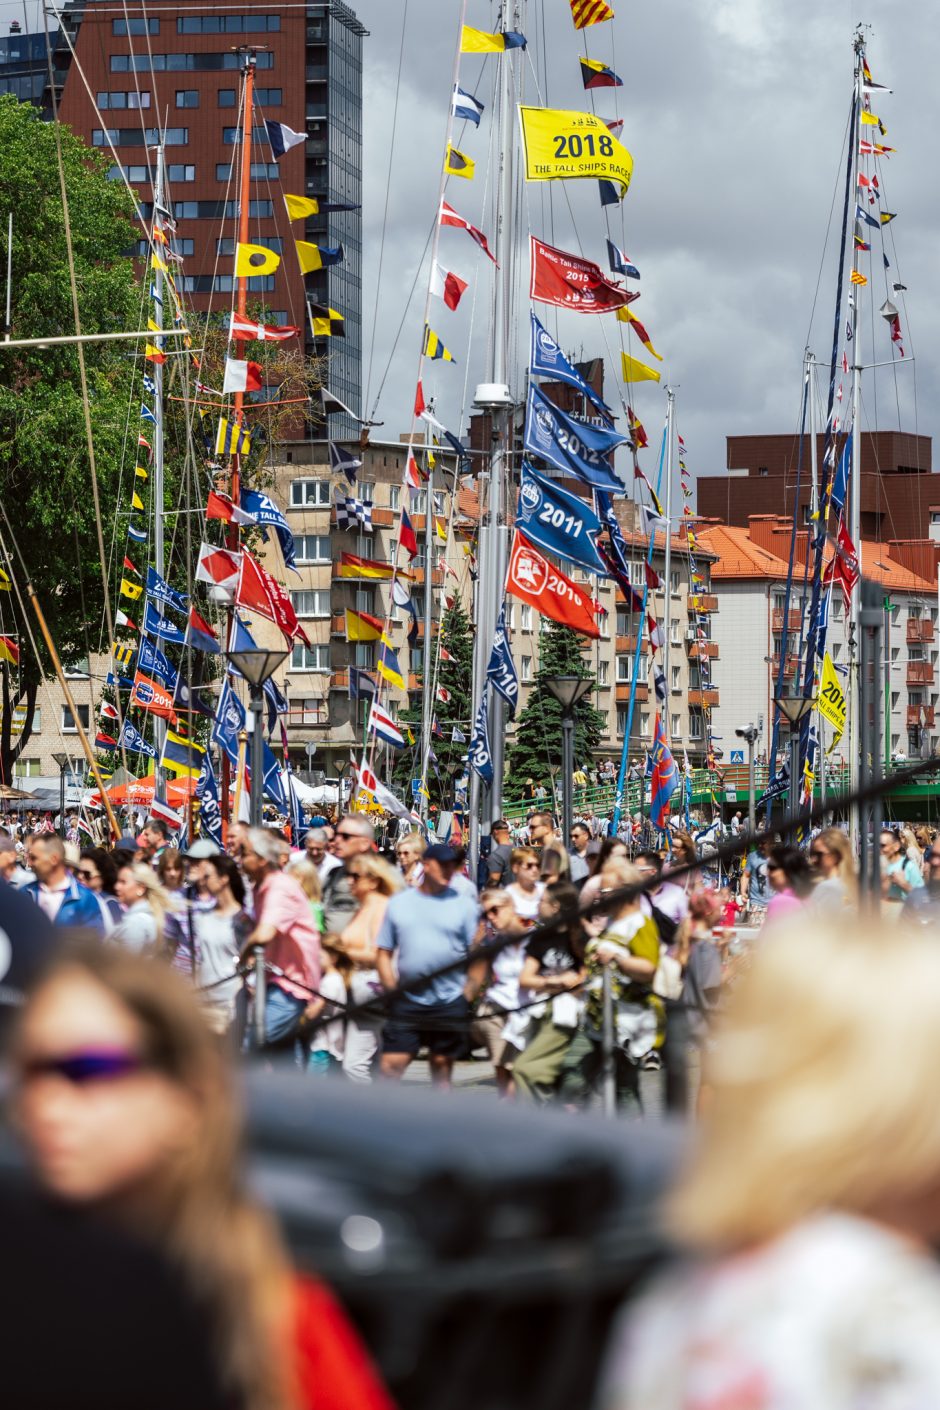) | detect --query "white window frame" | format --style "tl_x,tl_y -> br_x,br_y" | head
289,589 -> 331,619
295,535 -> 331,565
289,478 -> 331,508
290,643 -> 330,672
